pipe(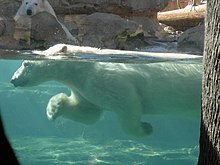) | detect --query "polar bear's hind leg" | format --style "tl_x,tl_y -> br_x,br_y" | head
141,122 -> 153,135
119,114 -> 153,138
